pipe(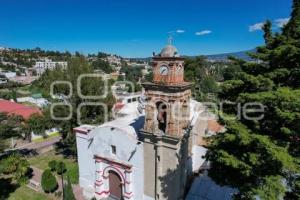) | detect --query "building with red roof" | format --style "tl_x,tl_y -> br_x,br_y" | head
0,99 -> 41,120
